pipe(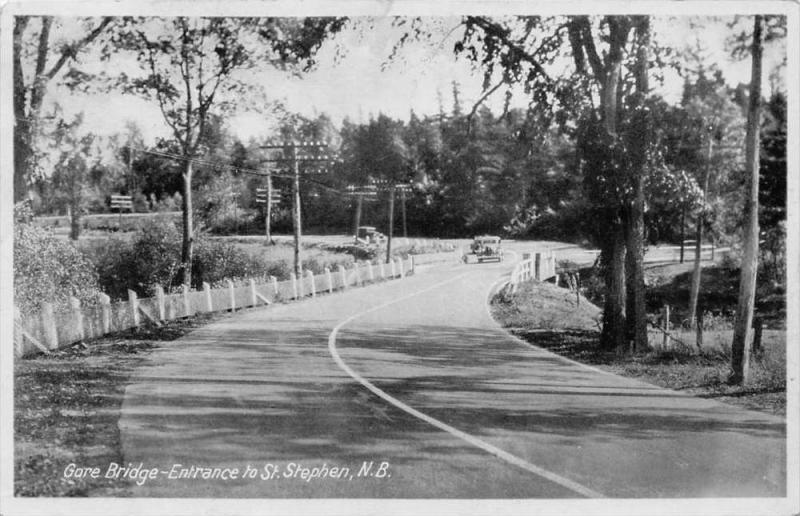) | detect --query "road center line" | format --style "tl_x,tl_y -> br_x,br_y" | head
327,270 -> 605,498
